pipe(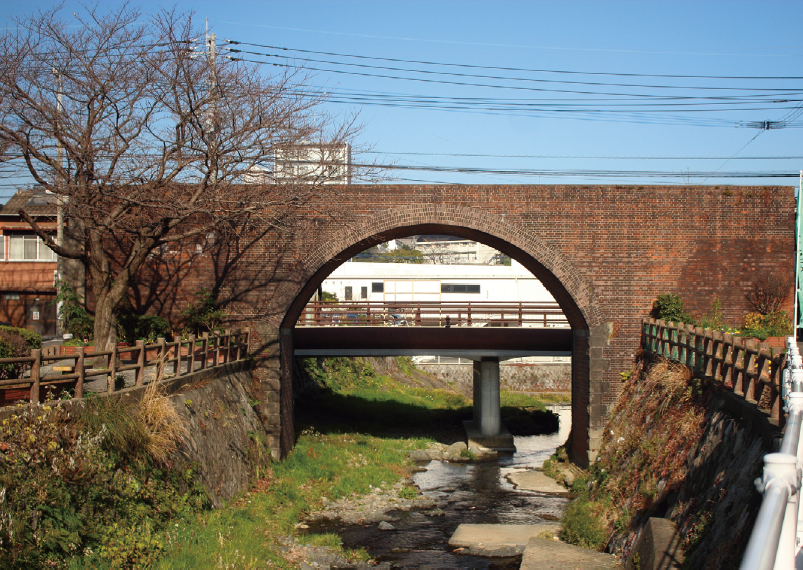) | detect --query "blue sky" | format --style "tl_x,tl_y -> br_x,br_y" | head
2,0 -> 803,189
